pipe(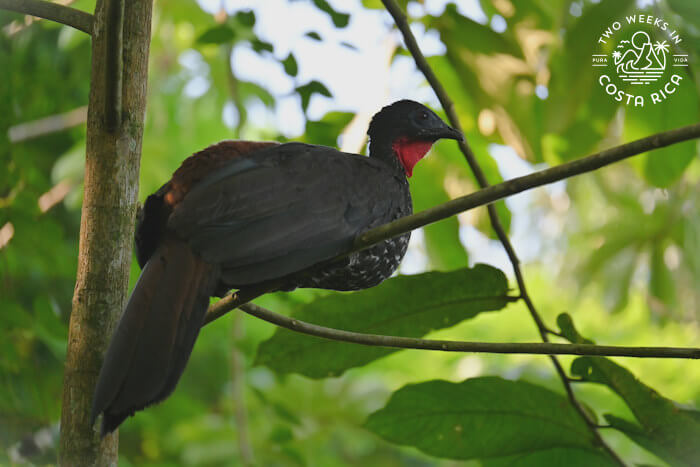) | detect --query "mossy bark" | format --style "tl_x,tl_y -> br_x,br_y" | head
59,0 -> 152,464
